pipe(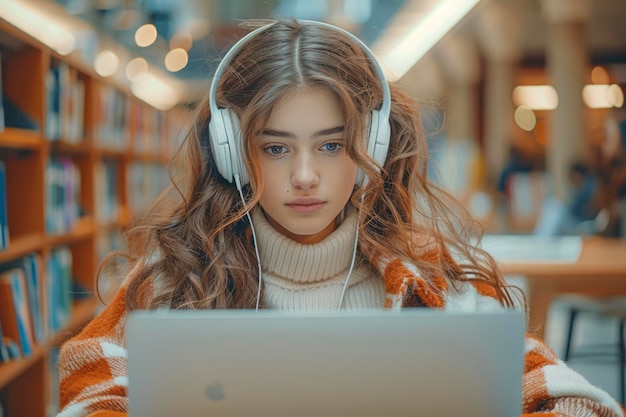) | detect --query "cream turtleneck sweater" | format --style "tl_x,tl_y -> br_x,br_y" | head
251,207 -> 386,311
